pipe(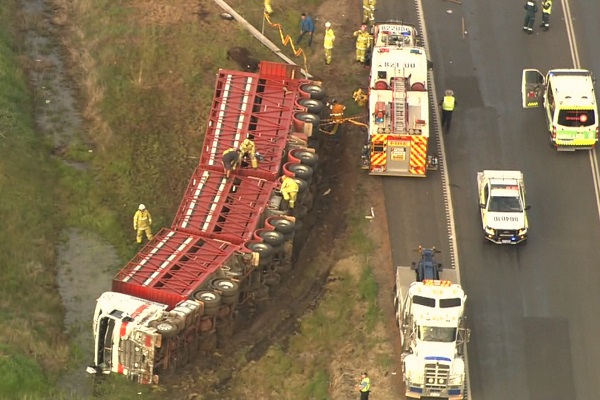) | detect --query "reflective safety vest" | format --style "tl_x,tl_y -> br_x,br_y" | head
442,95 -> 456,111
354,31 -> 371,50
324,28 -> 335,49
360,377 -> 371,392
542,0 -> 552,14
